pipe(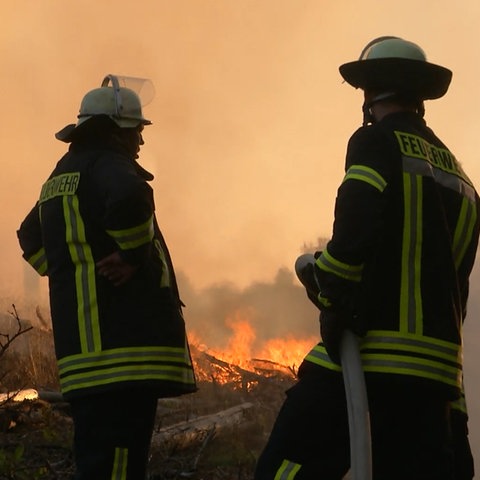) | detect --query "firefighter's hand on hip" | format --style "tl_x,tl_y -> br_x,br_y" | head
96,251 -> 138,287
